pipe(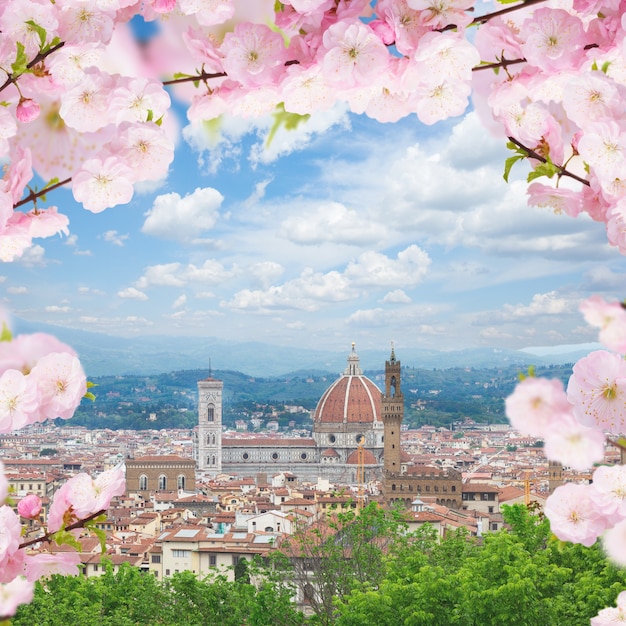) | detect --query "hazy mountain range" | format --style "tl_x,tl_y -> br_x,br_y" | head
13,318 -> 592,378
